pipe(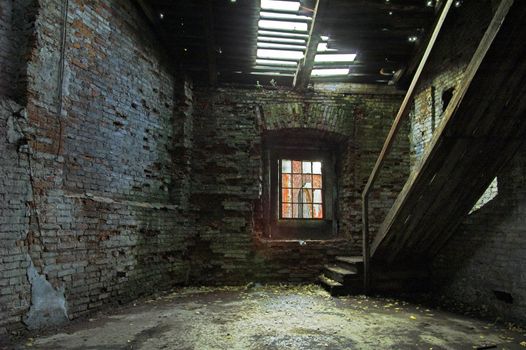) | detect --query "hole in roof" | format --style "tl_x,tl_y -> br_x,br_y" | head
311,68 -> 350,77
257,49 -> 304,60
258,30 -> 309,38
257,42 -> 306,50
317,42 -> 338,52
256,59 -> 298,66
260,12 -> 312,21
261,0 -> 301,12
258,20 -> 308,32
253,0 -> 313,76
314,53 -> 357,63
258,36 -> 306,44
